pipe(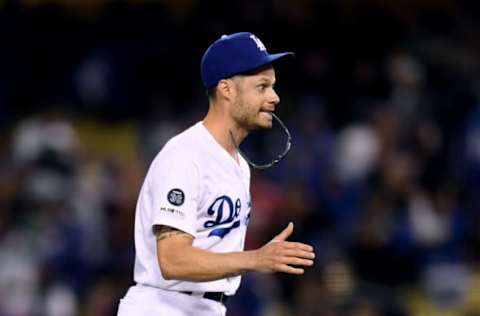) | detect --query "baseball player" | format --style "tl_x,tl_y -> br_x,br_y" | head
117,32 -> 315,316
